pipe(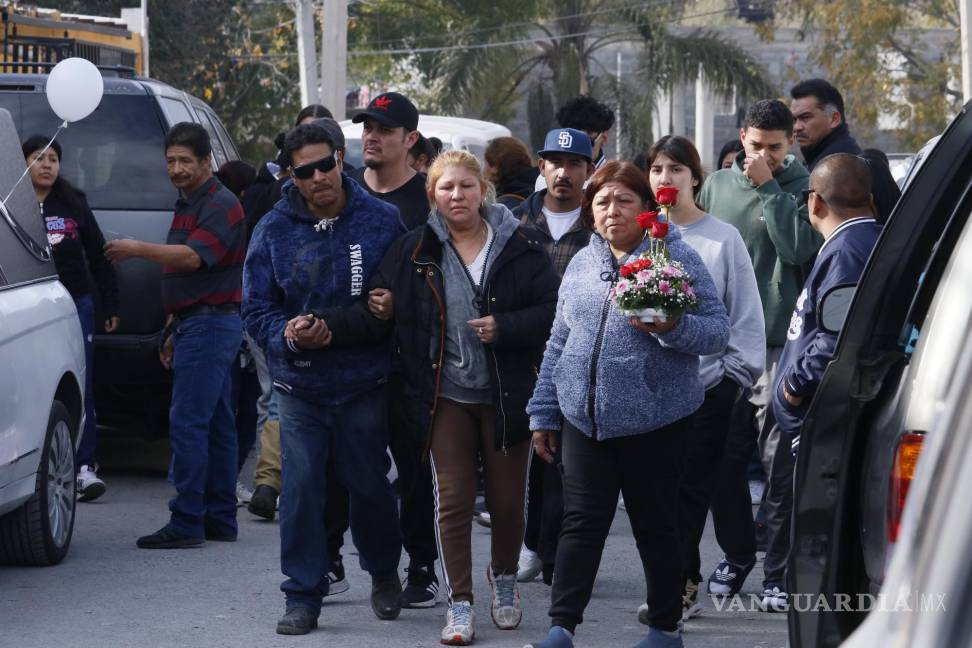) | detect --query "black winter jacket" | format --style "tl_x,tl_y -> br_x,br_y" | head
326,220 -> 560,453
